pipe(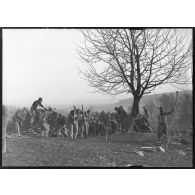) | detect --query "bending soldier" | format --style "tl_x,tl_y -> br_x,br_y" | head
30,97 -> 45,127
